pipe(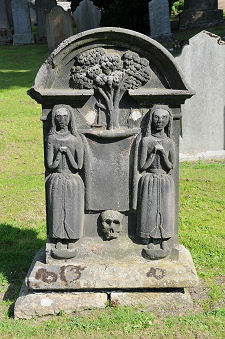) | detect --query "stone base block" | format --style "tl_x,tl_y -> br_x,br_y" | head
14,287 -> 107,320
110,289 -> 193,314
13,33 -> 34,45
179,9 -> 223,30
28,245 -> 198,290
